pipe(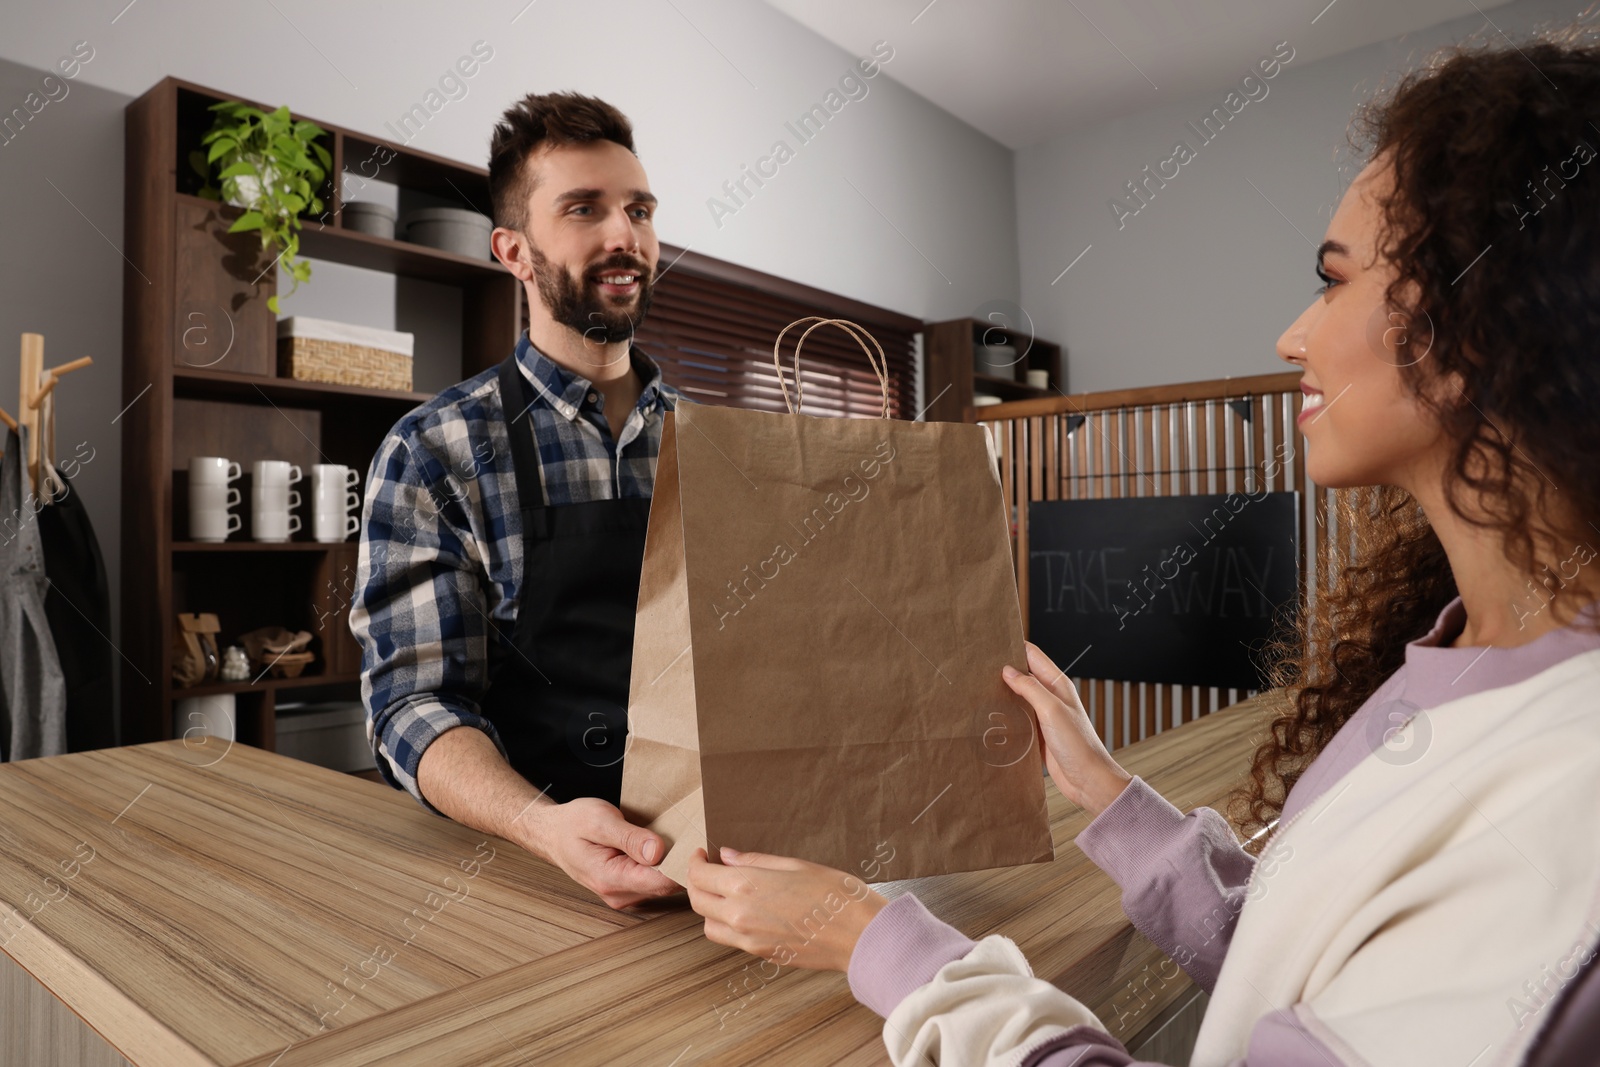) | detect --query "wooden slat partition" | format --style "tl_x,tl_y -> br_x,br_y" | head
975,372 -> 1341,750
